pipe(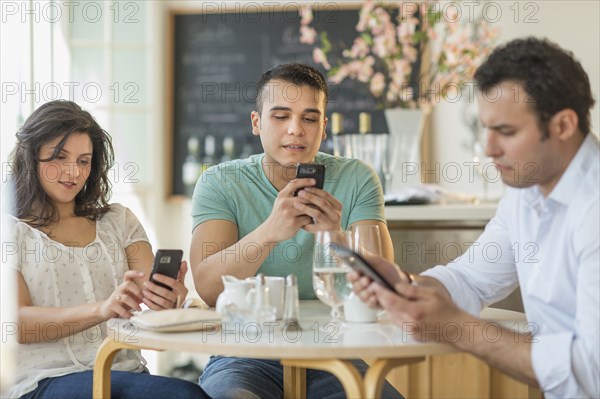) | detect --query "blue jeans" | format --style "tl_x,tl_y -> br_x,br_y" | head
200,356 -> 403,399
21,370 -> 210,399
